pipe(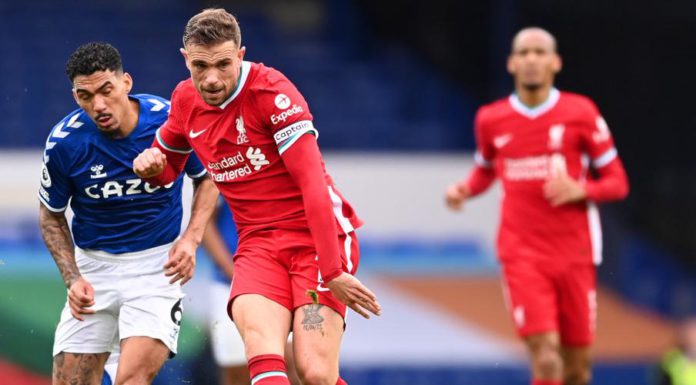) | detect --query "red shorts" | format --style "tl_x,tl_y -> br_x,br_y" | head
501,259 -> 597,346
227,228 -> 359,319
